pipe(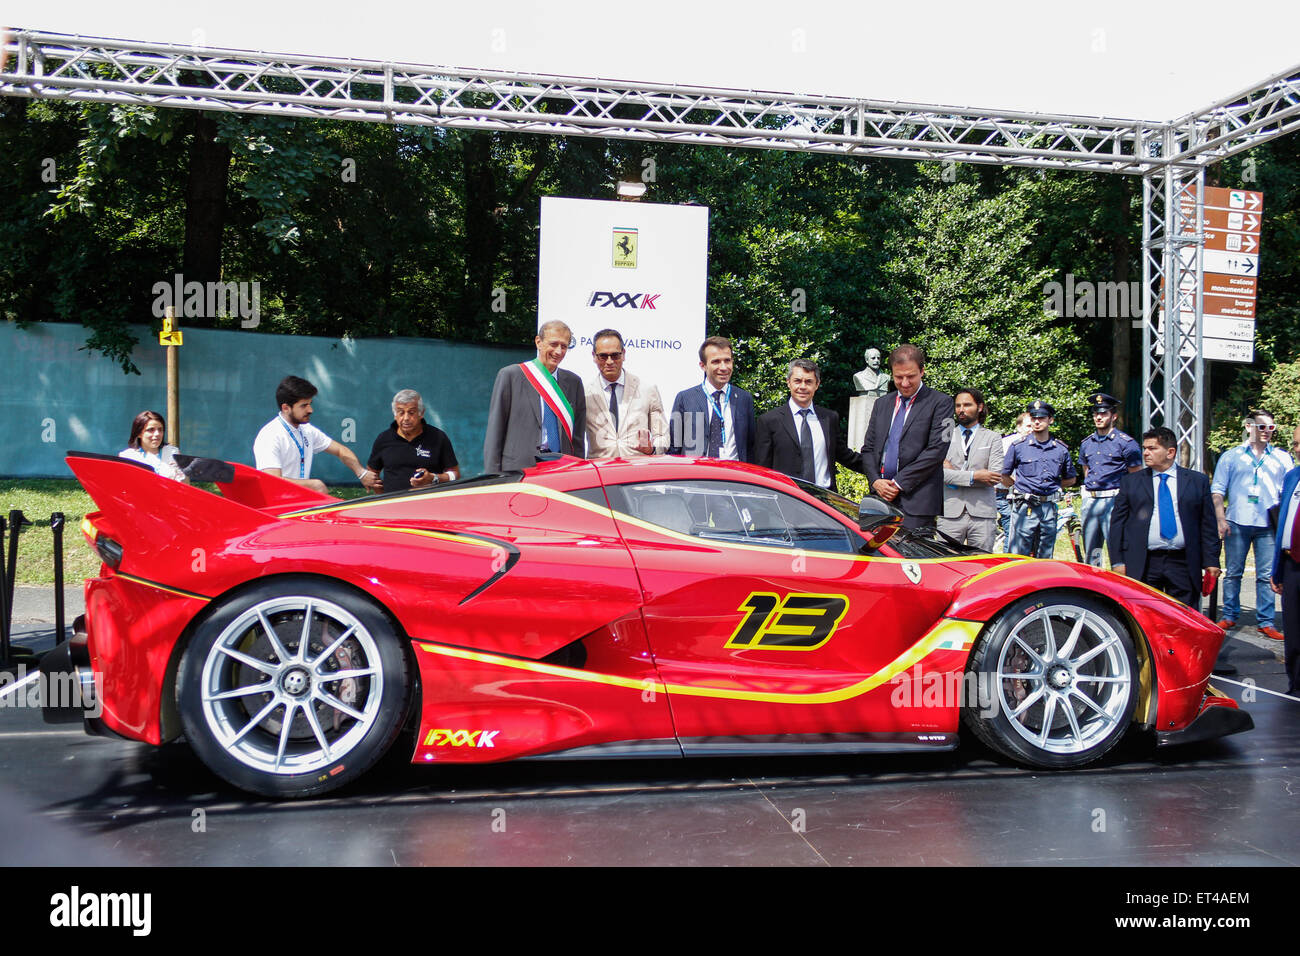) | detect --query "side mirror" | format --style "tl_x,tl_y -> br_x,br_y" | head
858,496 -> 903,550
173,455 -> 236,484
